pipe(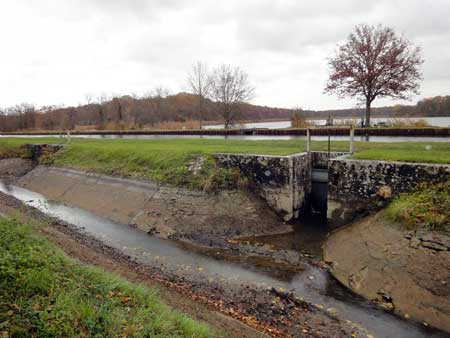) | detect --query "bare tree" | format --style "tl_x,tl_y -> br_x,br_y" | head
111,97 -> 123,122
11,103 -> 36,130
291,107 -> 309,128
63,107 -> 76,130
152,86 -> 169,124
207,64 -> 254,129
187,61 -> 209,129
85,93 -> 93,105
325,24 -> 423,127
